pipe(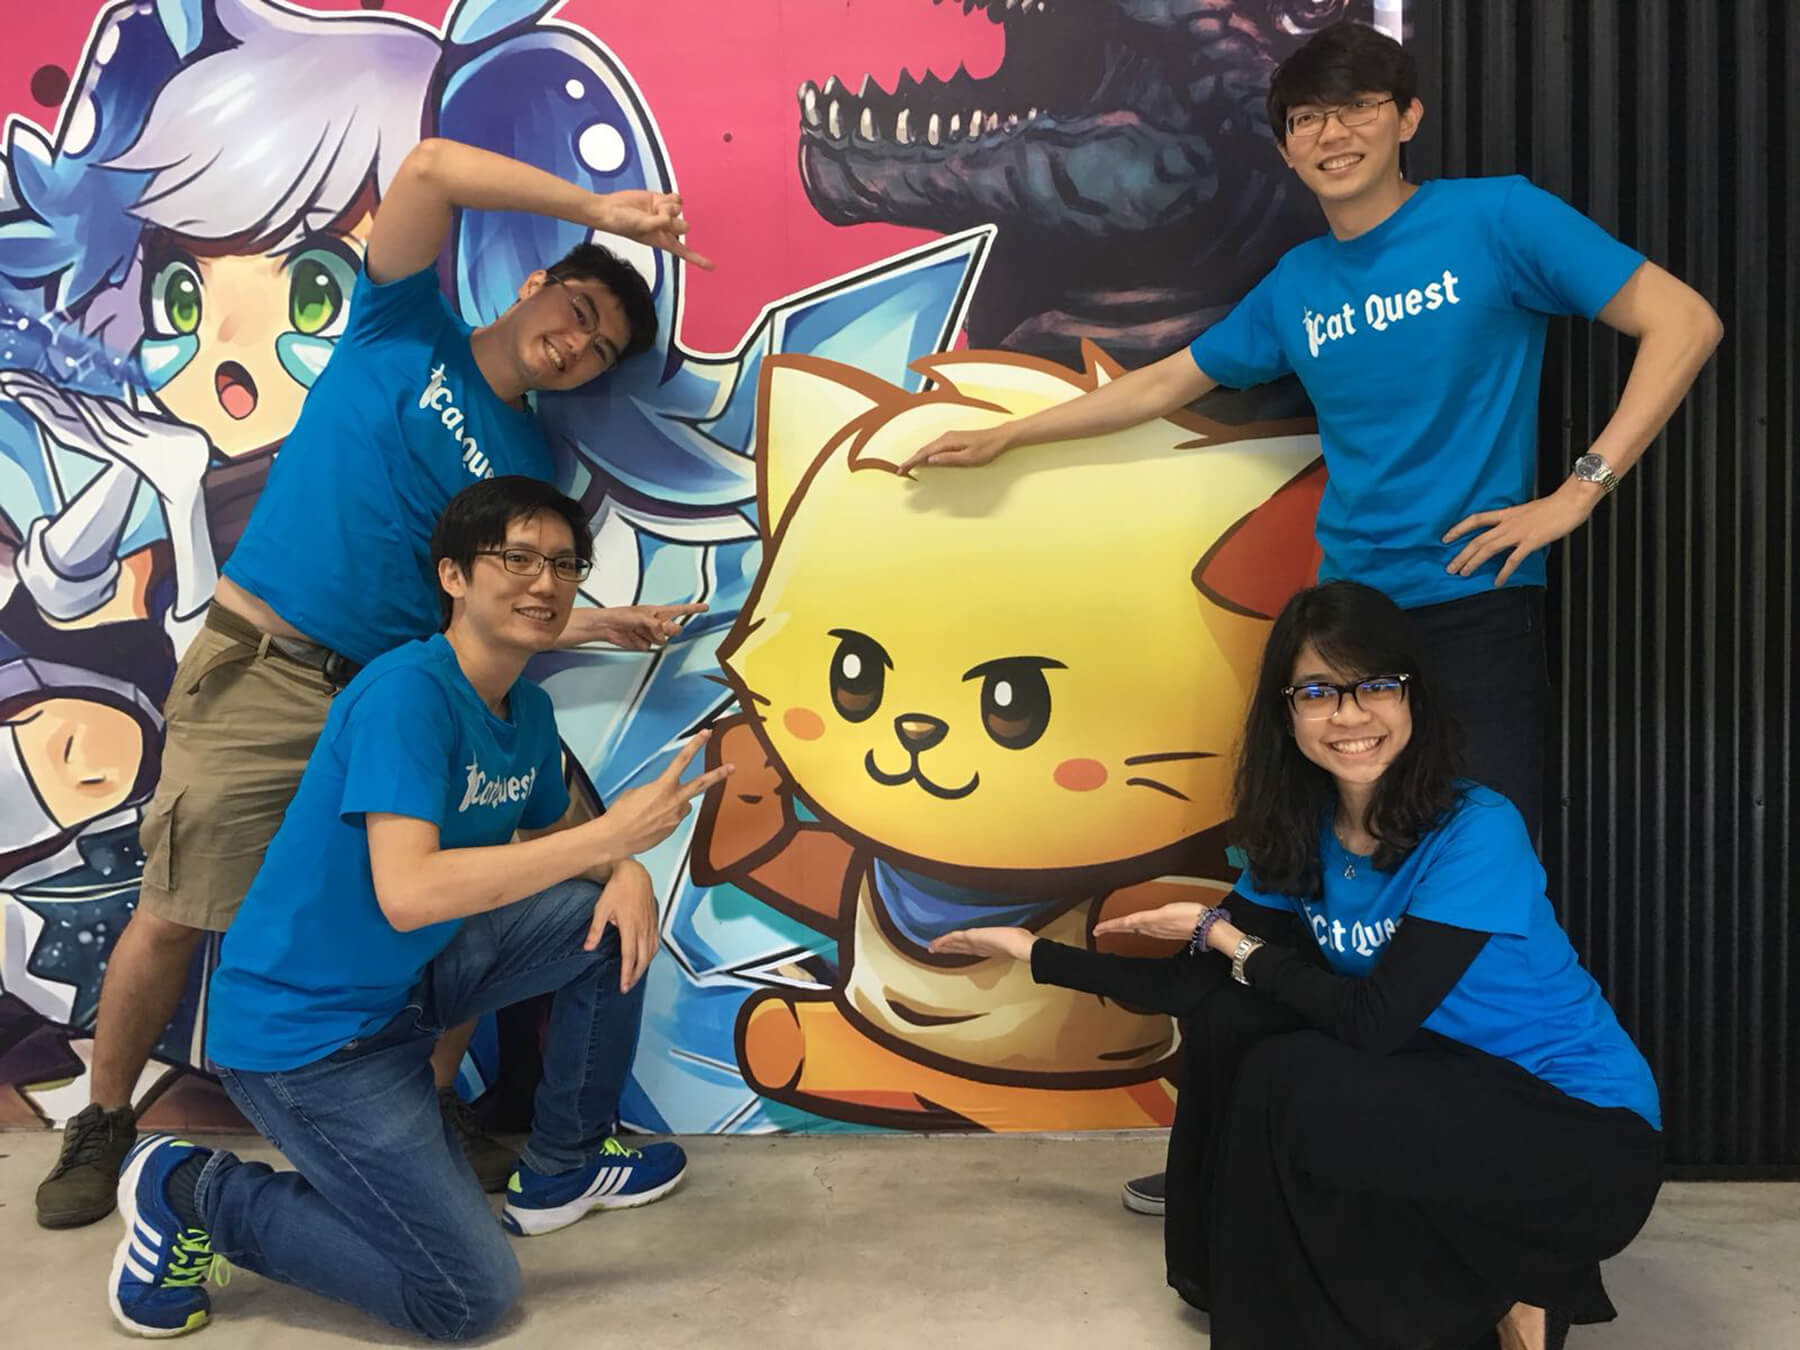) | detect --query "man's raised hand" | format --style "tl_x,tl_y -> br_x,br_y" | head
594,731 -> 733,858
594,190 -> 715,271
